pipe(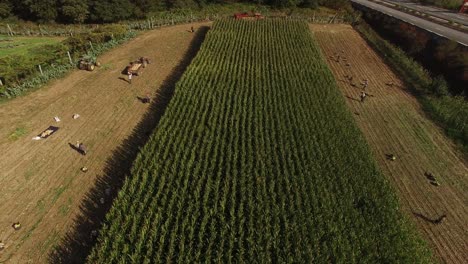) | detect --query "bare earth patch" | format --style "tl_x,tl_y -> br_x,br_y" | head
0,22 -> 211,263
310,24 -> 467,263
